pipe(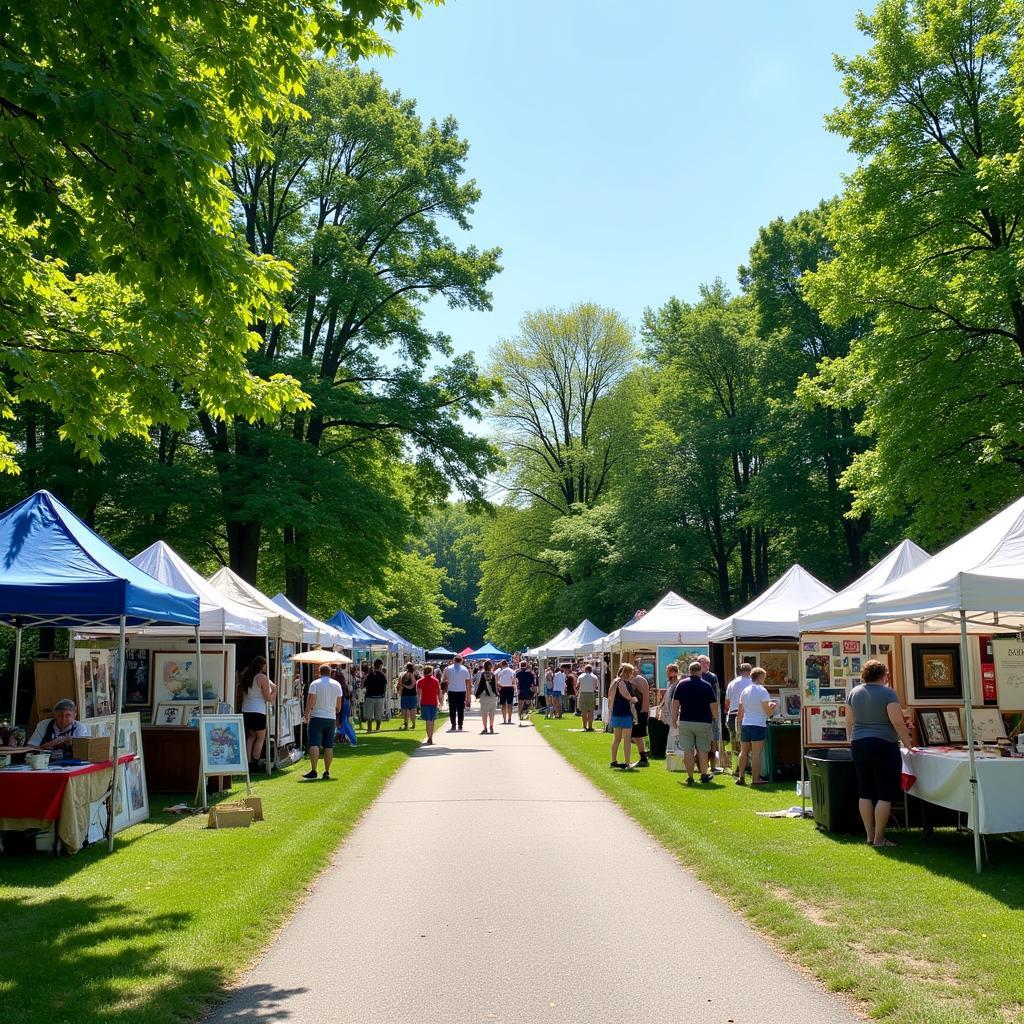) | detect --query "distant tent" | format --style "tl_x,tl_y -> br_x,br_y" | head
458,646 -> 475,657
327,607 -> 378,645
465,641 -> 512,661
426,646 -> 457,659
